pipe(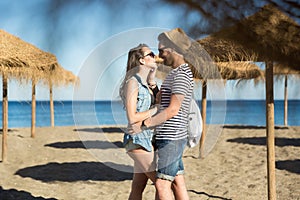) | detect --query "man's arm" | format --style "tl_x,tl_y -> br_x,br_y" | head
144,93 -> 185,128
